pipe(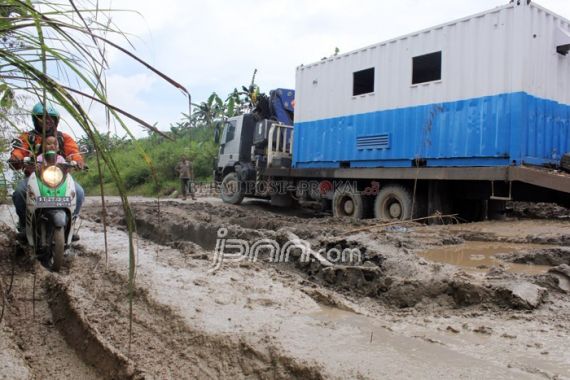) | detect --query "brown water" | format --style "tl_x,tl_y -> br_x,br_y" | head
419,241 -> 552,274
